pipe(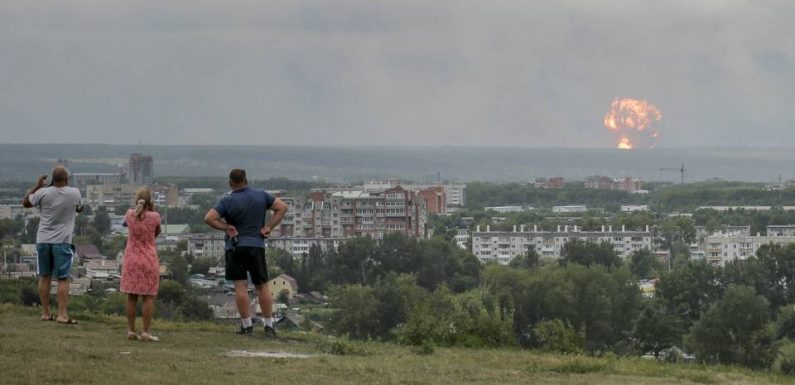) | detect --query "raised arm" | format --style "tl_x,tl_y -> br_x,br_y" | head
22,174 -> 48,208
260,198 -> 288,238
